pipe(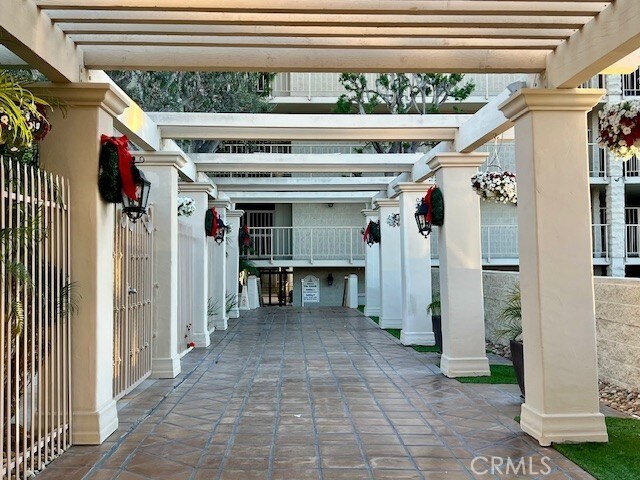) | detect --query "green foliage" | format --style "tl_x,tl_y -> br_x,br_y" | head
335,72 -> 475,153
427,295 -> 441,316
456,365 -> 518,384
108,71 -> 275,153
225,293 -> 238,315
554,417 -> 640,480
495,284 -> 523,341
